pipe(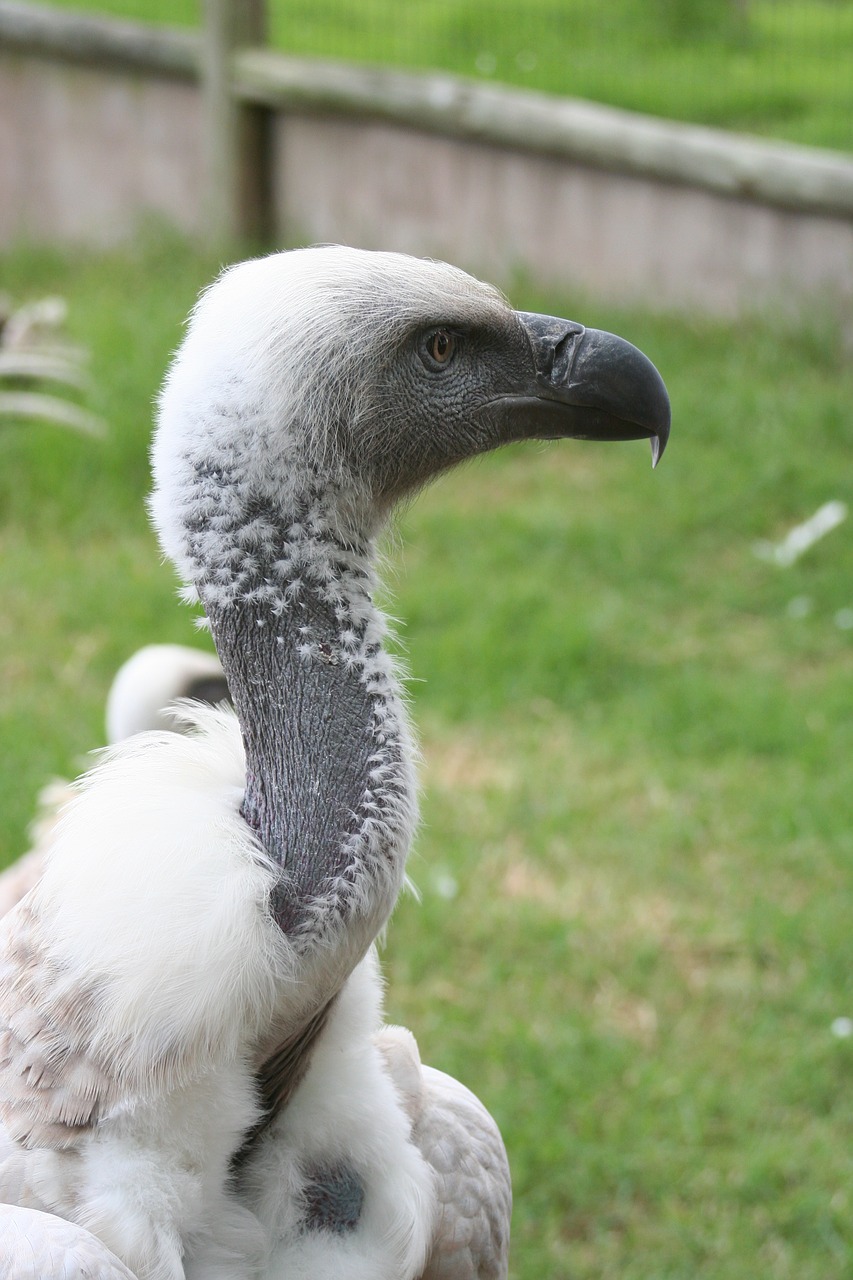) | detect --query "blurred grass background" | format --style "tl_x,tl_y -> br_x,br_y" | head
2,235 -> 853,1277
44,0 -> 853,150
